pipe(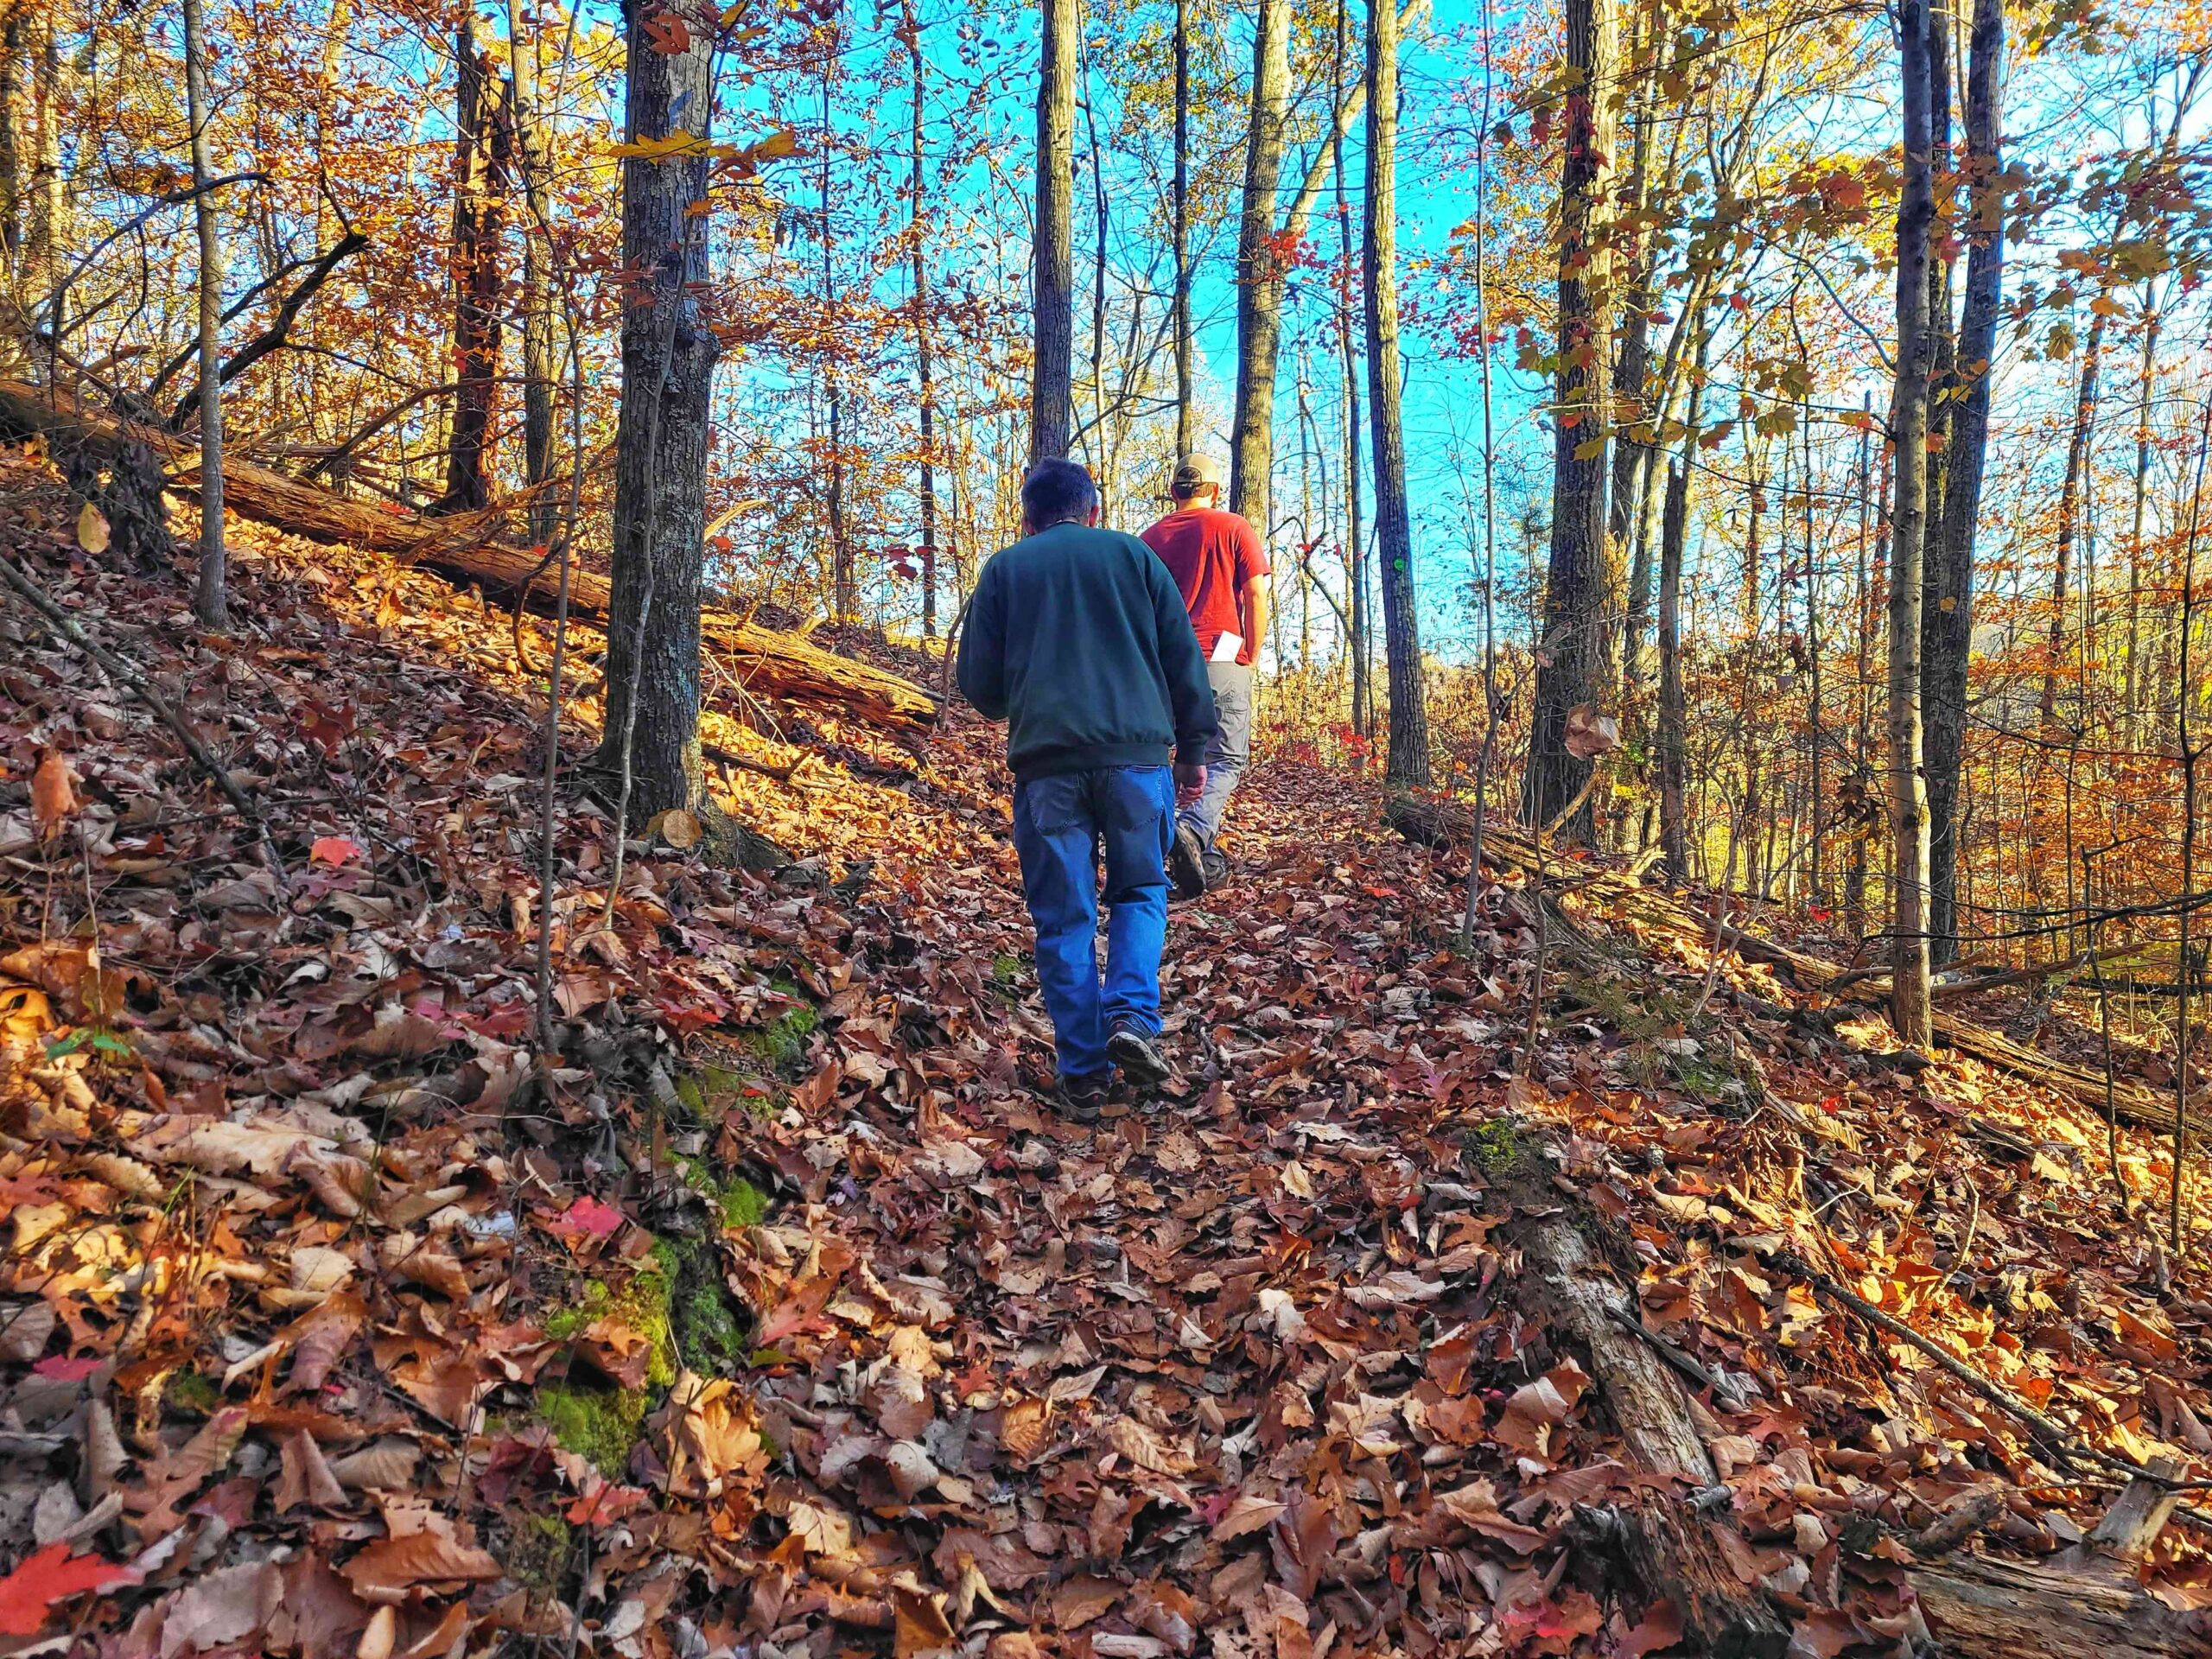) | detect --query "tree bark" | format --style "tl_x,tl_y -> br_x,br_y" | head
906,4 -> 938,636
1229,0 -> 1291,537
0,4 -> 22,301
1032,0 -> 1076,462
820,60 -> 851,620
1333,0 -> 1369,736
2126,304 -> 2159,741
592,0 -> 722,821
1526,0 -> 1619,841
182,0 -> 228,629
440,18 -> 509,518
1923,0 -> 2005,967
506,0 -> 559,550
1365,0 -> 1427,787
1658,327 -> 1707,882
1888,0 -> 1938,1046
2040,305 -> 2107,728
1173,0 -> 1192,460
1909,1554 -> 2212,1659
